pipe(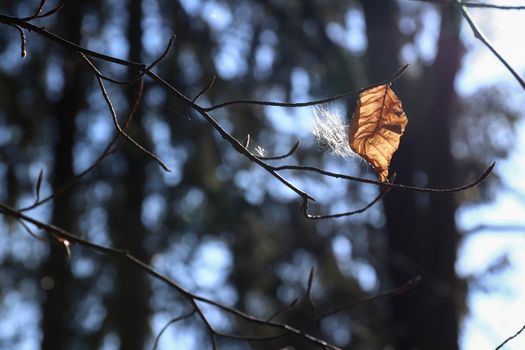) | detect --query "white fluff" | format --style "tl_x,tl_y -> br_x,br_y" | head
311,106 -> 355,158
